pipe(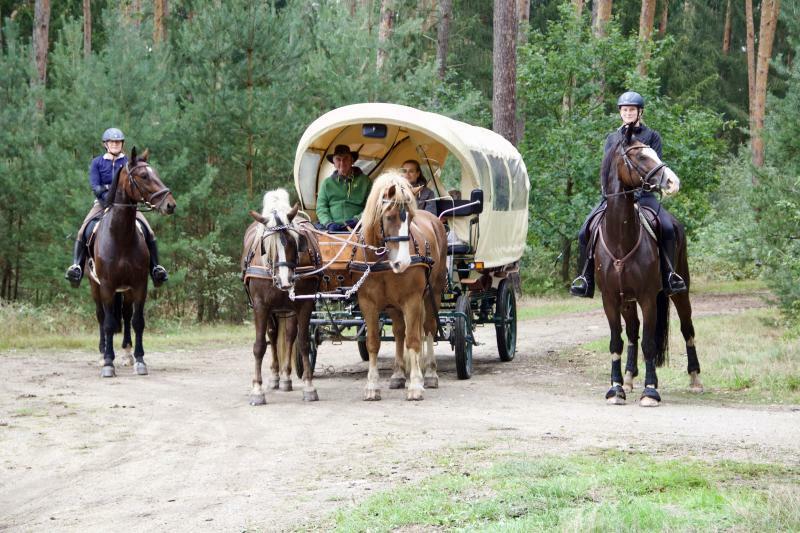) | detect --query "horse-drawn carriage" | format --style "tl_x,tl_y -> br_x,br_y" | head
287,103 -> 530,381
